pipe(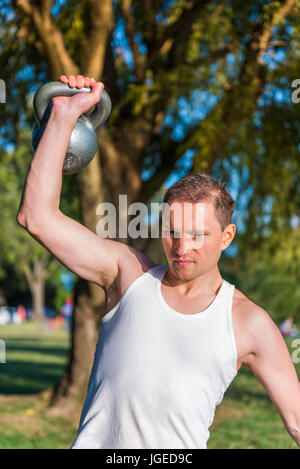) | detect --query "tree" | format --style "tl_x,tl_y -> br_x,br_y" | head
2,0 -> 299,412
220,226 -> 300,324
